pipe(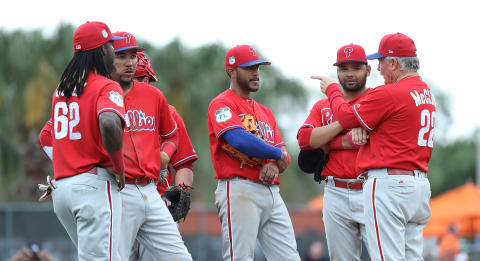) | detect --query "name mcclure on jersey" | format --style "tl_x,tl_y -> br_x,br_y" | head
410,88 -> 436,107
